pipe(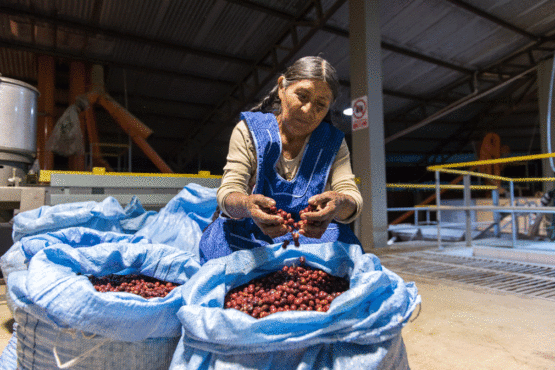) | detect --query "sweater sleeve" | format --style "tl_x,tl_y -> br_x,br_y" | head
217,121 -> 256,217
328,139 -> 363,223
